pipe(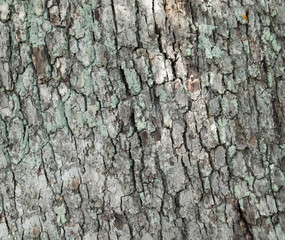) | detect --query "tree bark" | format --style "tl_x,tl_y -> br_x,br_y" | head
0,0 -> 285,239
